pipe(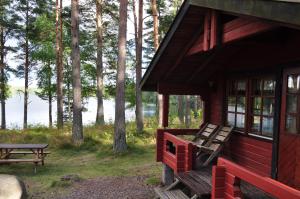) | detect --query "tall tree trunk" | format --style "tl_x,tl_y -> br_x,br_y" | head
185,95 -> 191,128
67,79 -> 72,121
23,2 -> 29,129
0,27 -> 5,129
56,0 -> 64,129
193,96 -> 197,118
0,68 -> 5,130
49,88 -> 53,128
133,0 -> 143,133
66,60 -> 72,121
95,0 -> 105,126
71,0 -> 83,144
178,95 -> 184,125
48,63 -> 52,128
151,0 -> 163,127
114,0 -> 128,153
